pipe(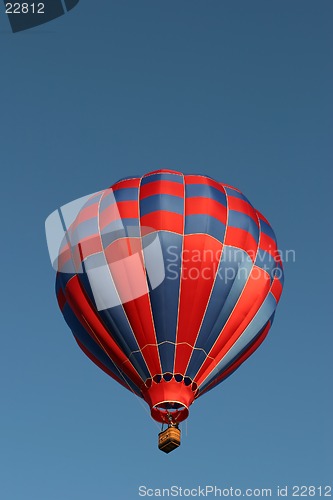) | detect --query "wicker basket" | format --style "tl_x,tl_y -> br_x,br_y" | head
158,427 -> 181,453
